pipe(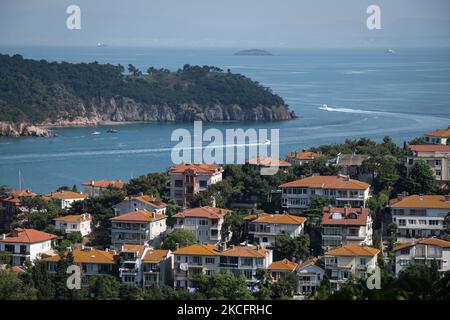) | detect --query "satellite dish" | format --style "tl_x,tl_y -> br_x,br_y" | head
180,263 -> 188,271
